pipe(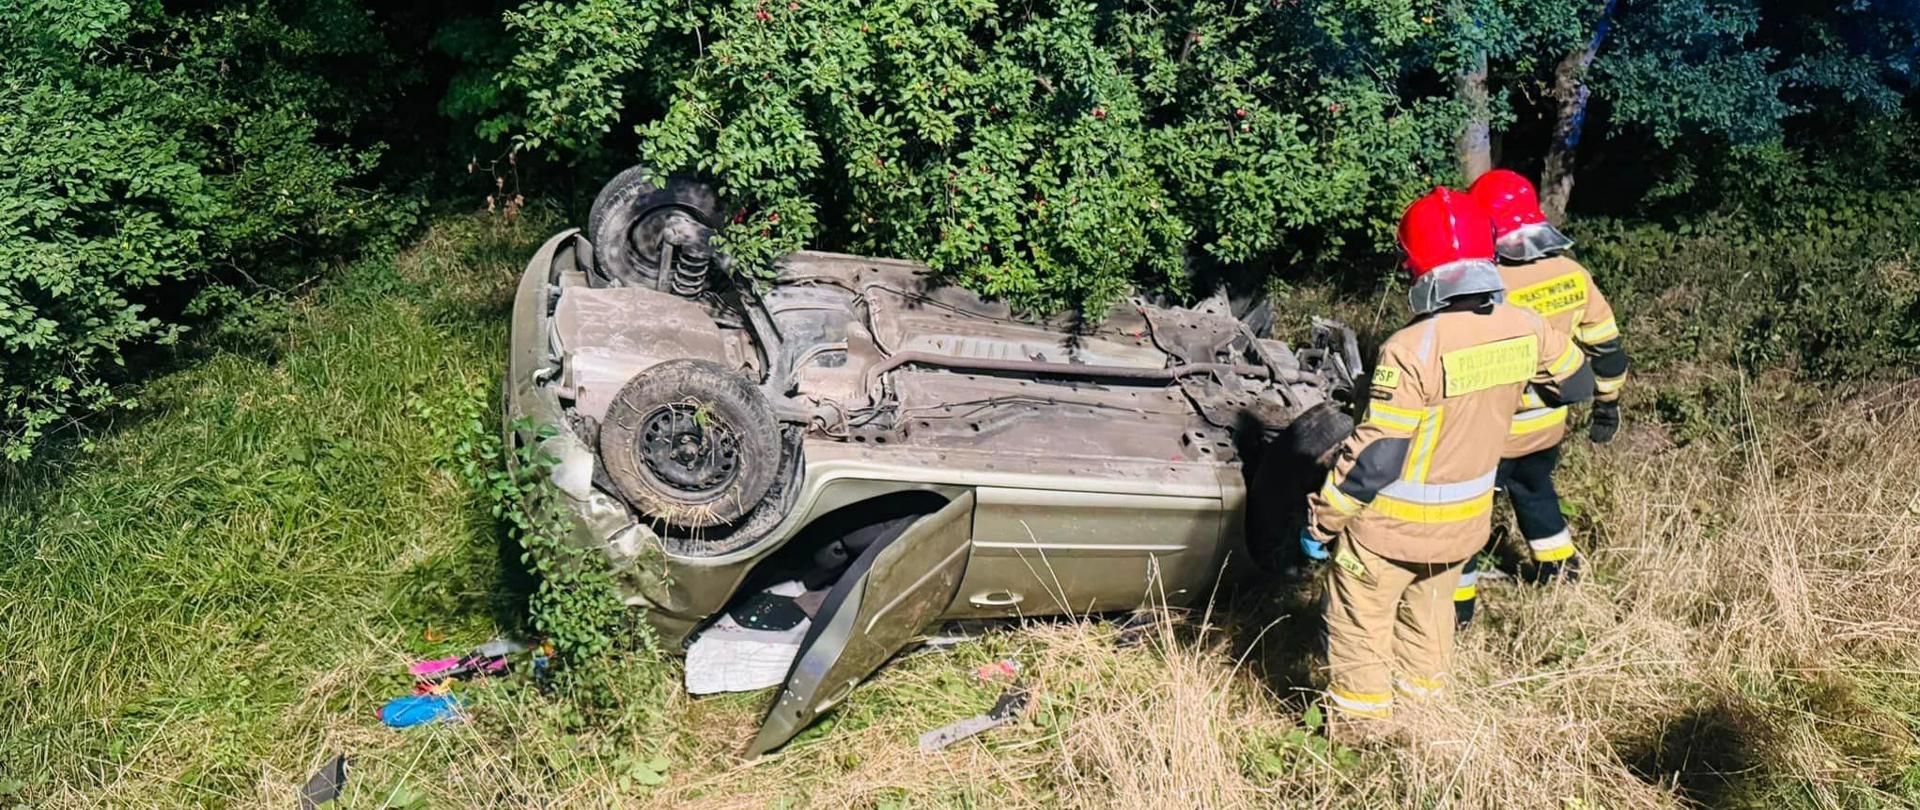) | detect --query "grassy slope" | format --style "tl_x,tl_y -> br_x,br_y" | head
3,212 -> 1919,808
